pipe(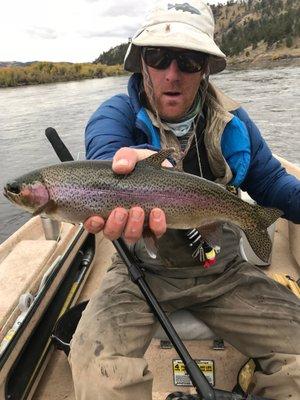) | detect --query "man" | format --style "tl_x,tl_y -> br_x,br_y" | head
69,1 -> 300,399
